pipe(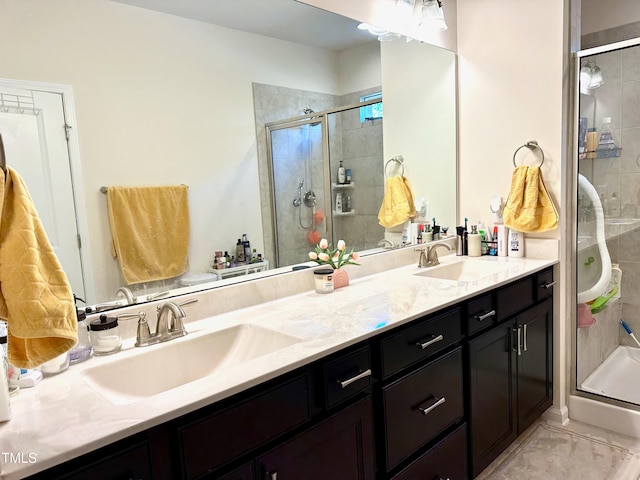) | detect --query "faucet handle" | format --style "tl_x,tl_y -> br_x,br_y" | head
117,311 -> 156,347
